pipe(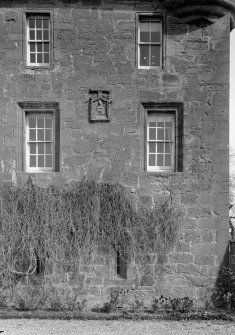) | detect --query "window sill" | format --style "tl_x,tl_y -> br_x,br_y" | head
138,66 -> 162,70
25,170 -> 57,174
25,64 -> 55,70
113,275 -> 128,281
144,171 -> 184,177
